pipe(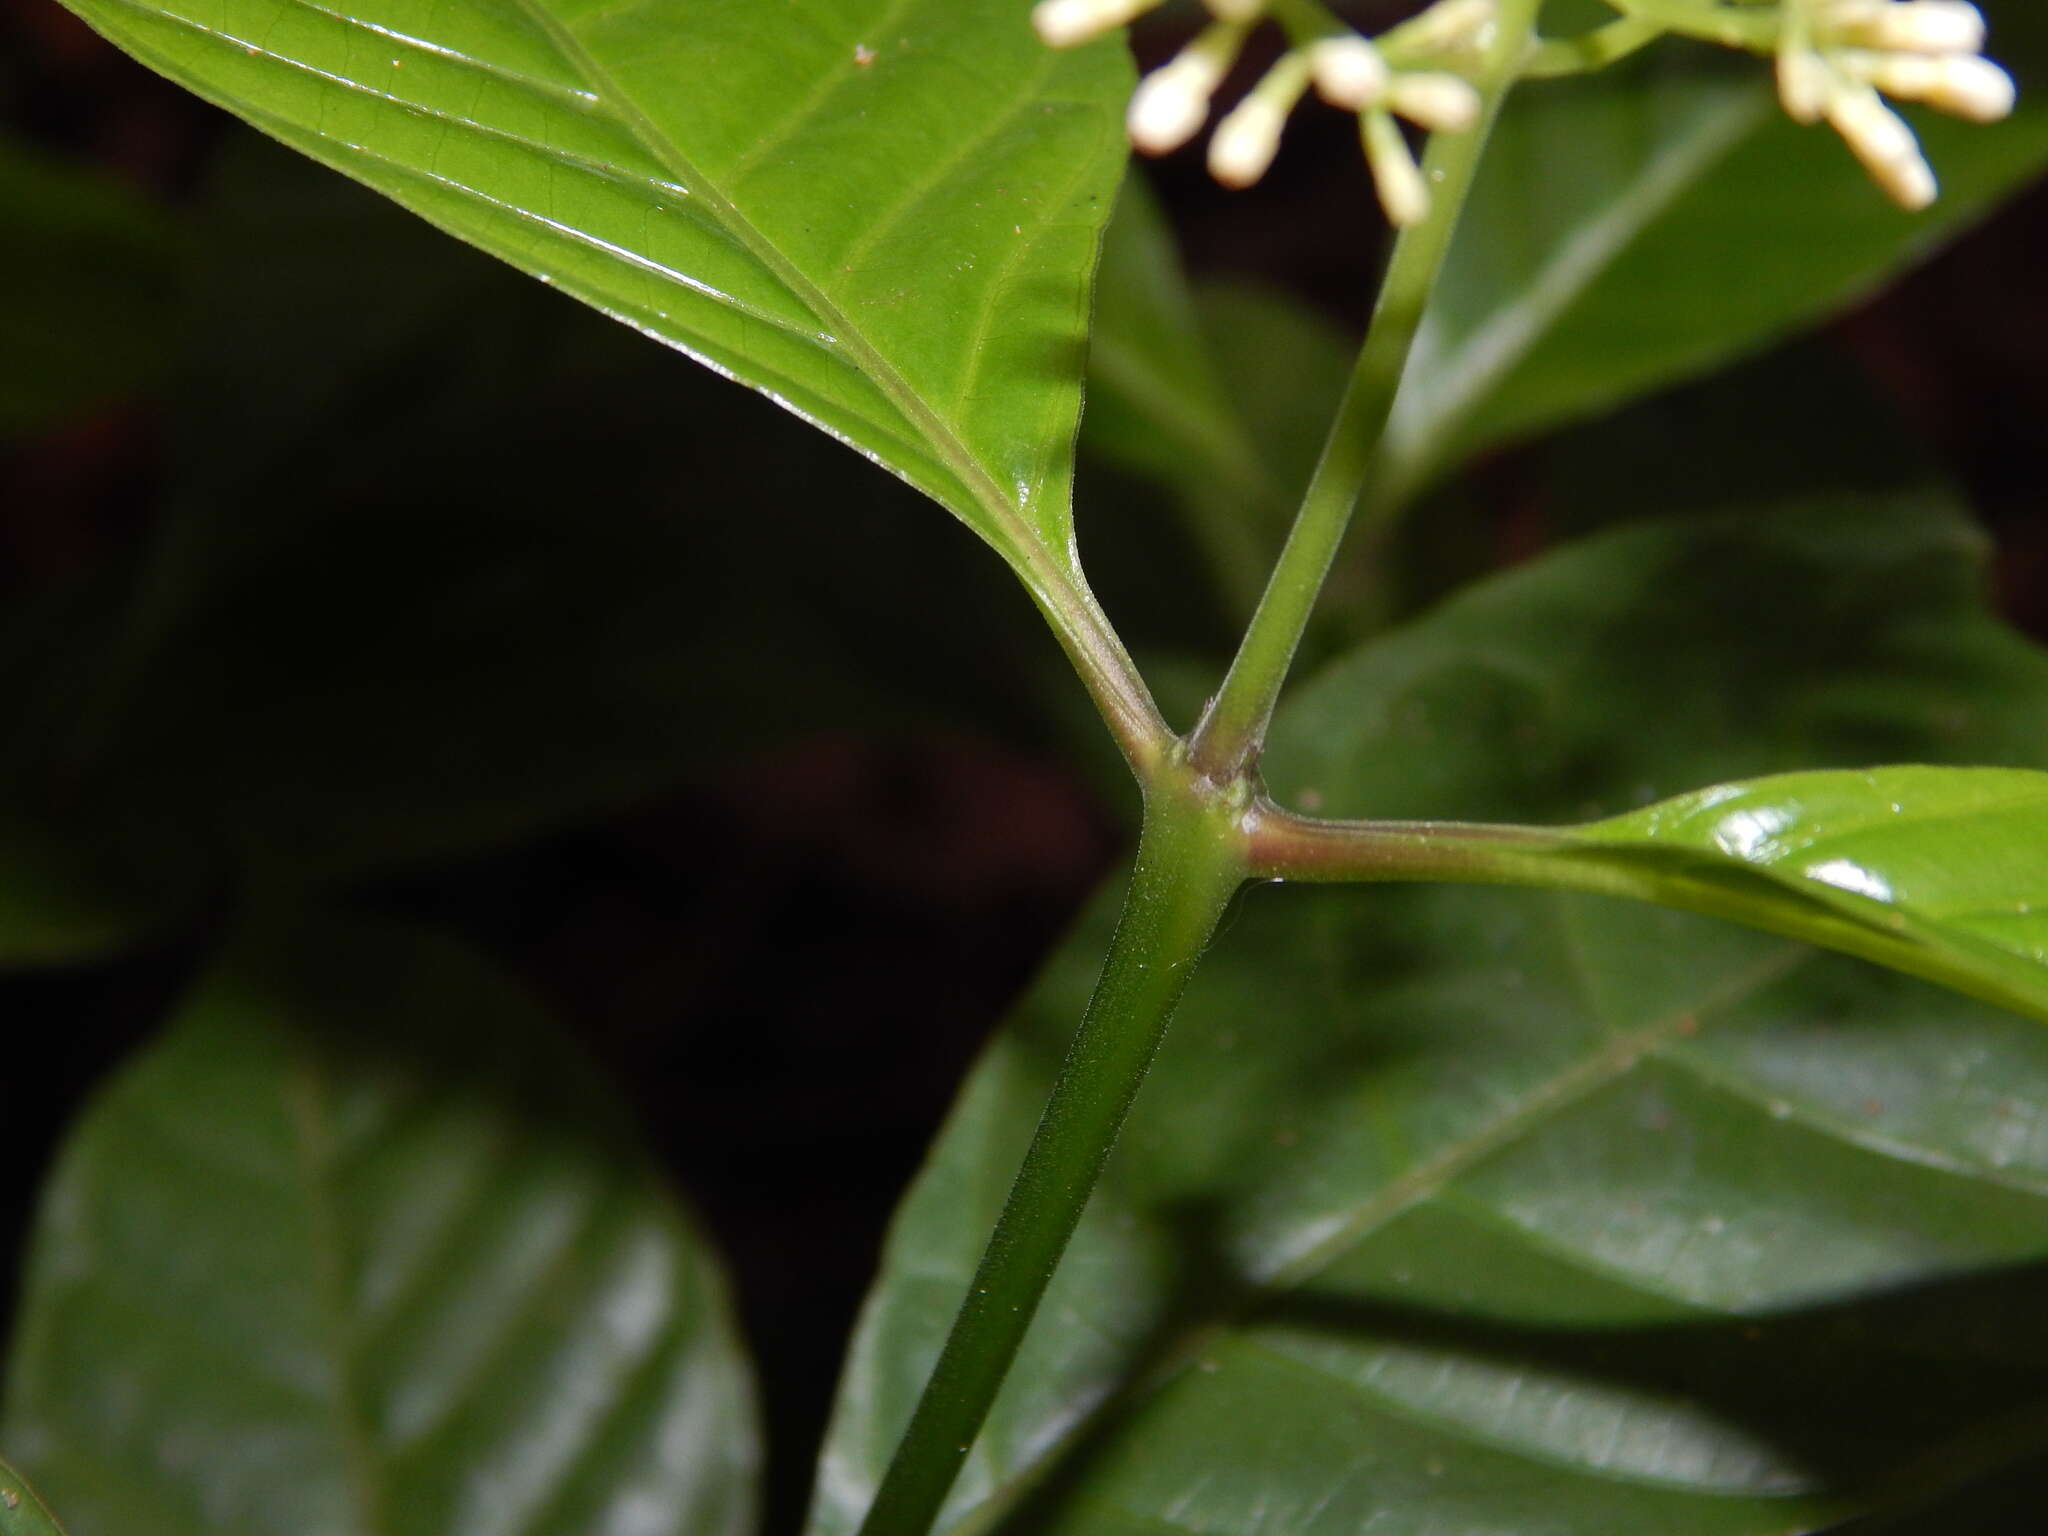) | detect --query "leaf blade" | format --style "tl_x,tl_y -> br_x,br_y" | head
1559,766 -> 2048,1015
58,0 -> 1131,575
1,913 -> 759,1536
